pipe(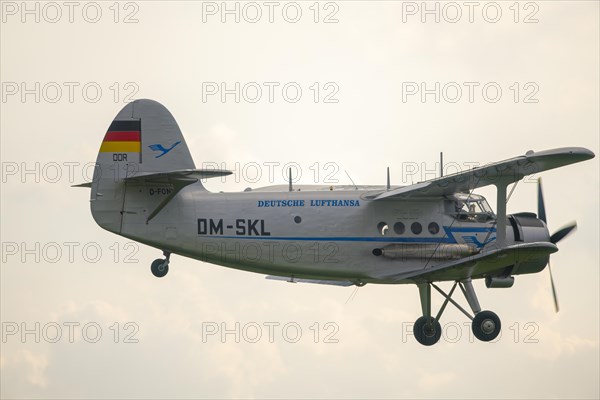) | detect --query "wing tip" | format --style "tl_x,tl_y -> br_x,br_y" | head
527,147 -> 595,161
